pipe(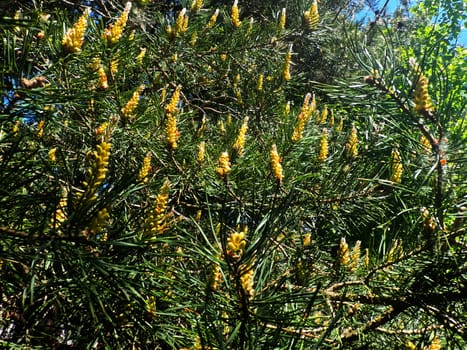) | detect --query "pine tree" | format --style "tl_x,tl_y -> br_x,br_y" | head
1,0 -> 465,349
